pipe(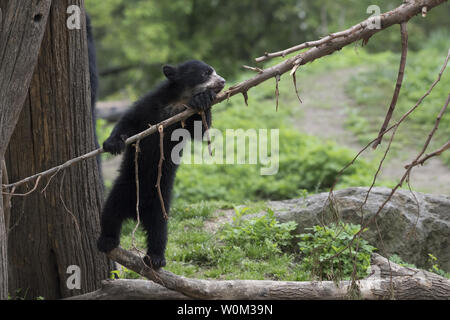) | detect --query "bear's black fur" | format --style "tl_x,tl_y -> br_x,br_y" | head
97,60 -> 225,268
